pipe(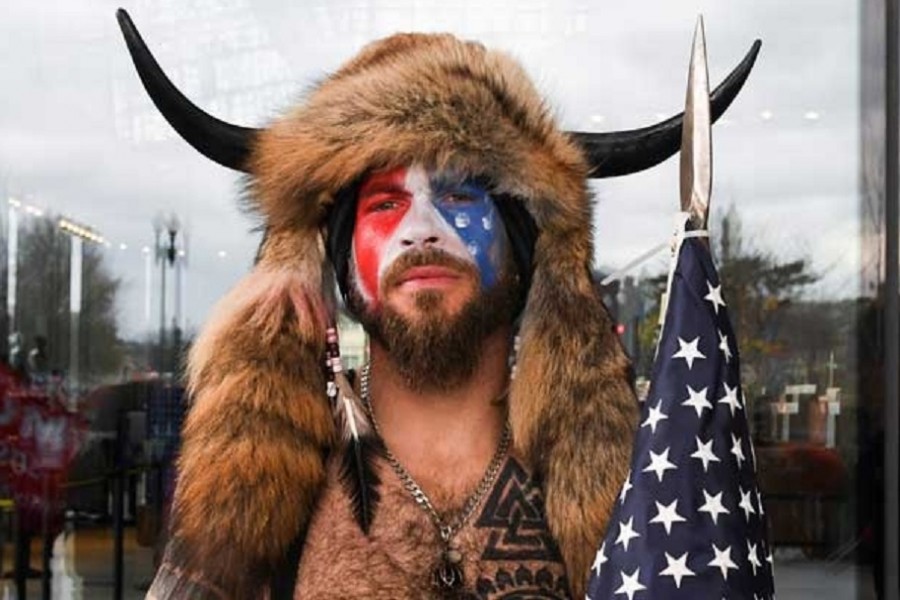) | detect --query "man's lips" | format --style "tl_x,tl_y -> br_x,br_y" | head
397,265 -> 462,286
